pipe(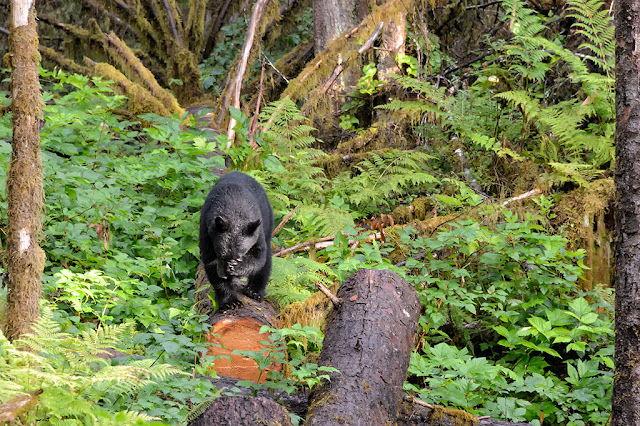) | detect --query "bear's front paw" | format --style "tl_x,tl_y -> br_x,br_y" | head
218,299 -> 243,312
243,288 -> 265,301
